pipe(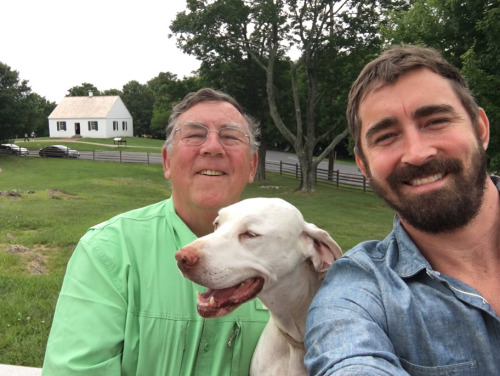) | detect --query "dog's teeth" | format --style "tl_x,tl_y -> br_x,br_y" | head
196,291 -> 201,299
239,282 -> 246,289
209,296 -> 216,306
